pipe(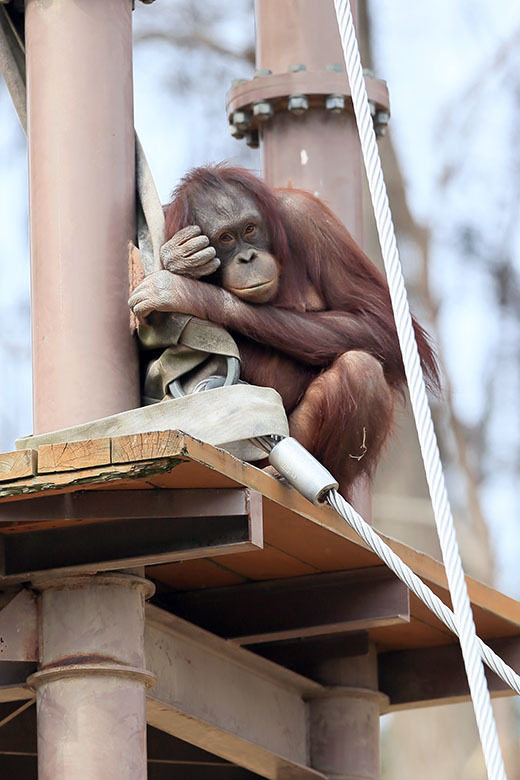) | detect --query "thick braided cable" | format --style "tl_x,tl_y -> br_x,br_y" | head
333,2 -> 506,778
327,490 -> 520,696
